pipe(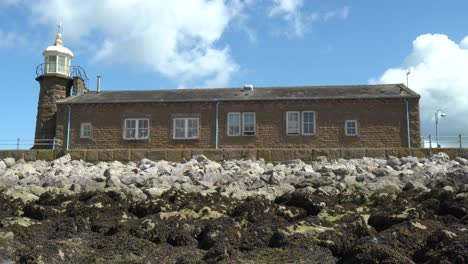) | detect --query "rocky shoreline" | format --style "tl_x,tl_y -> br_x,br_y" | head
0,153 -> 467,263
